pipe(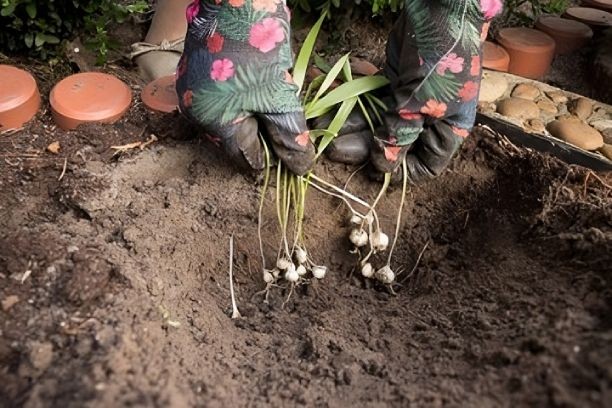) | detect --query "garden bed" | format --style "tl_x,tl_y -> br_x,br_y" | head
1,8 -> 612,407
1,67 -> 611,406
